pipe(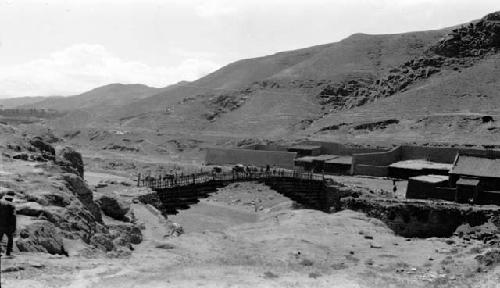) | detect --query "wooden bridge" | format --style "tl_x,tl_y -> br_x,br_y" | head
137,170 -> 333,214
137,169 -> 326,190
